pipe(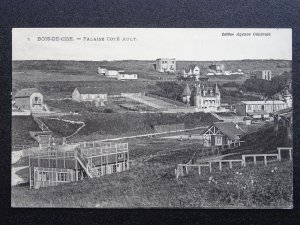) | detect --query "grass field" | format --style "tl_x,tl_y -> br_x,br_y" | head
12,60 -> 291,99
11,136 -> 292,208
